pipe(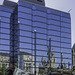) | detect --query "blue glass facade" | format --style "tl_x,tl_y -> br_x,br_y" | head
0,0 -> 71,74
